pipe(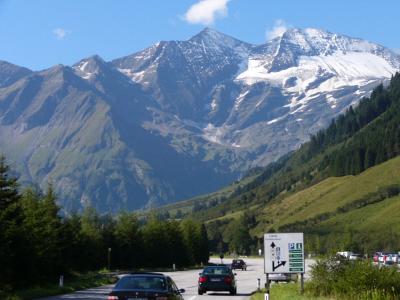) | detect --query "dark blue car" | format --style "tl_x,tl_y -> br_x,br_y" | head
108,272 -> 185,300
198,265 -> 237,295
